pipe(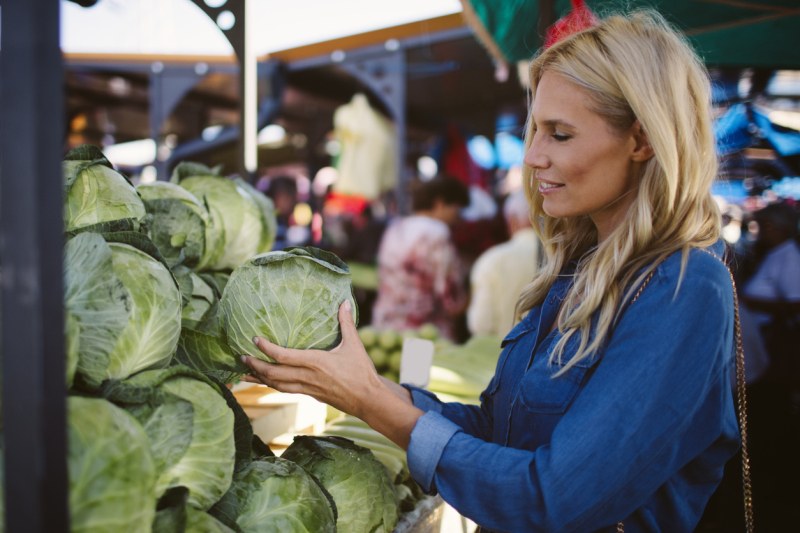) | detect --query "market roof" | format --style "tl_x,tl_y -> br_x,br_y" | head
62,0 -> 463,59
